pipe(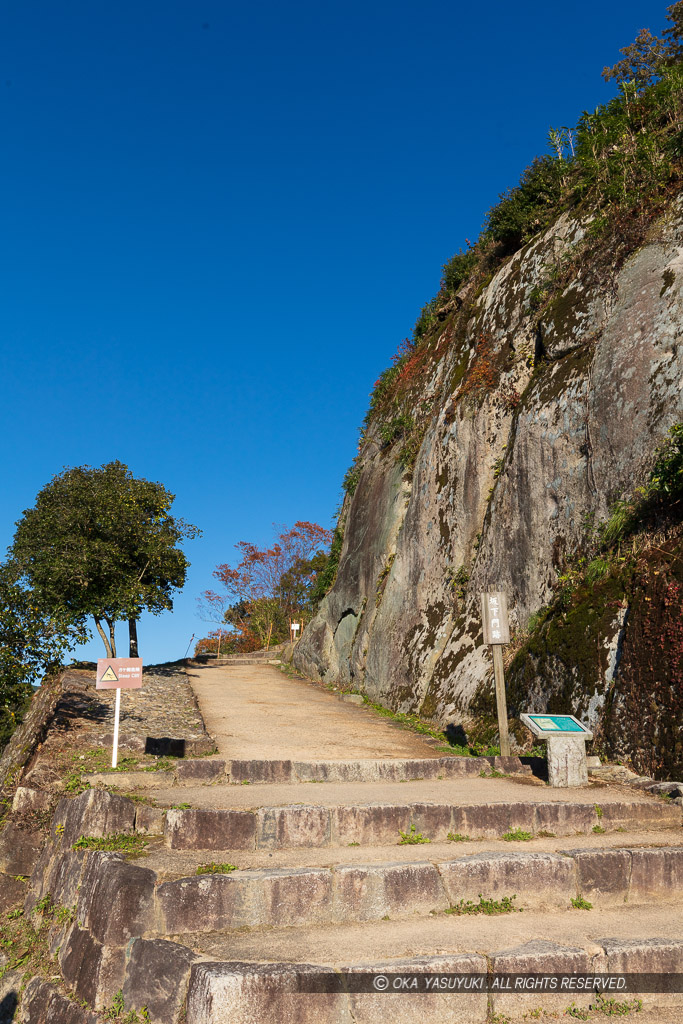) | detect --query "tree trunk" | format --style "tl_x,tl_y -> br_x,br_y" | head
128,618 -> 139,658
94,617 -> 113,658
105,618 -> 117,658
